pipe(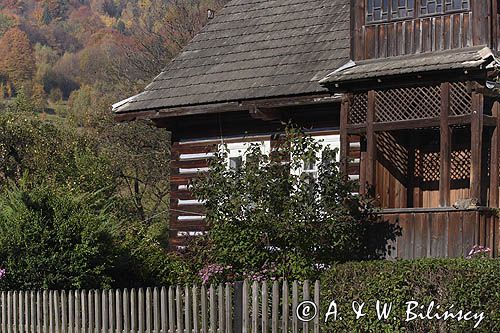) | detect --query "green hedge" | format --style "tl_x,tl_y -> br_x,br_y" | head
320,259 -> 499,332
